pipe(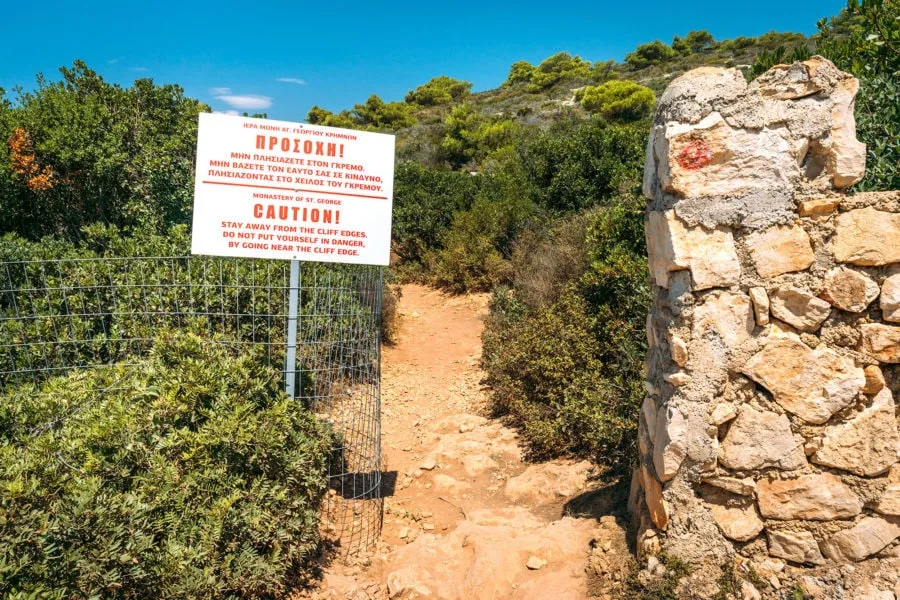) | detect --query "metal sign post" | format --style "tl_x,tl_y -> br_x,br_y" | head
285,259 -> 300,399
